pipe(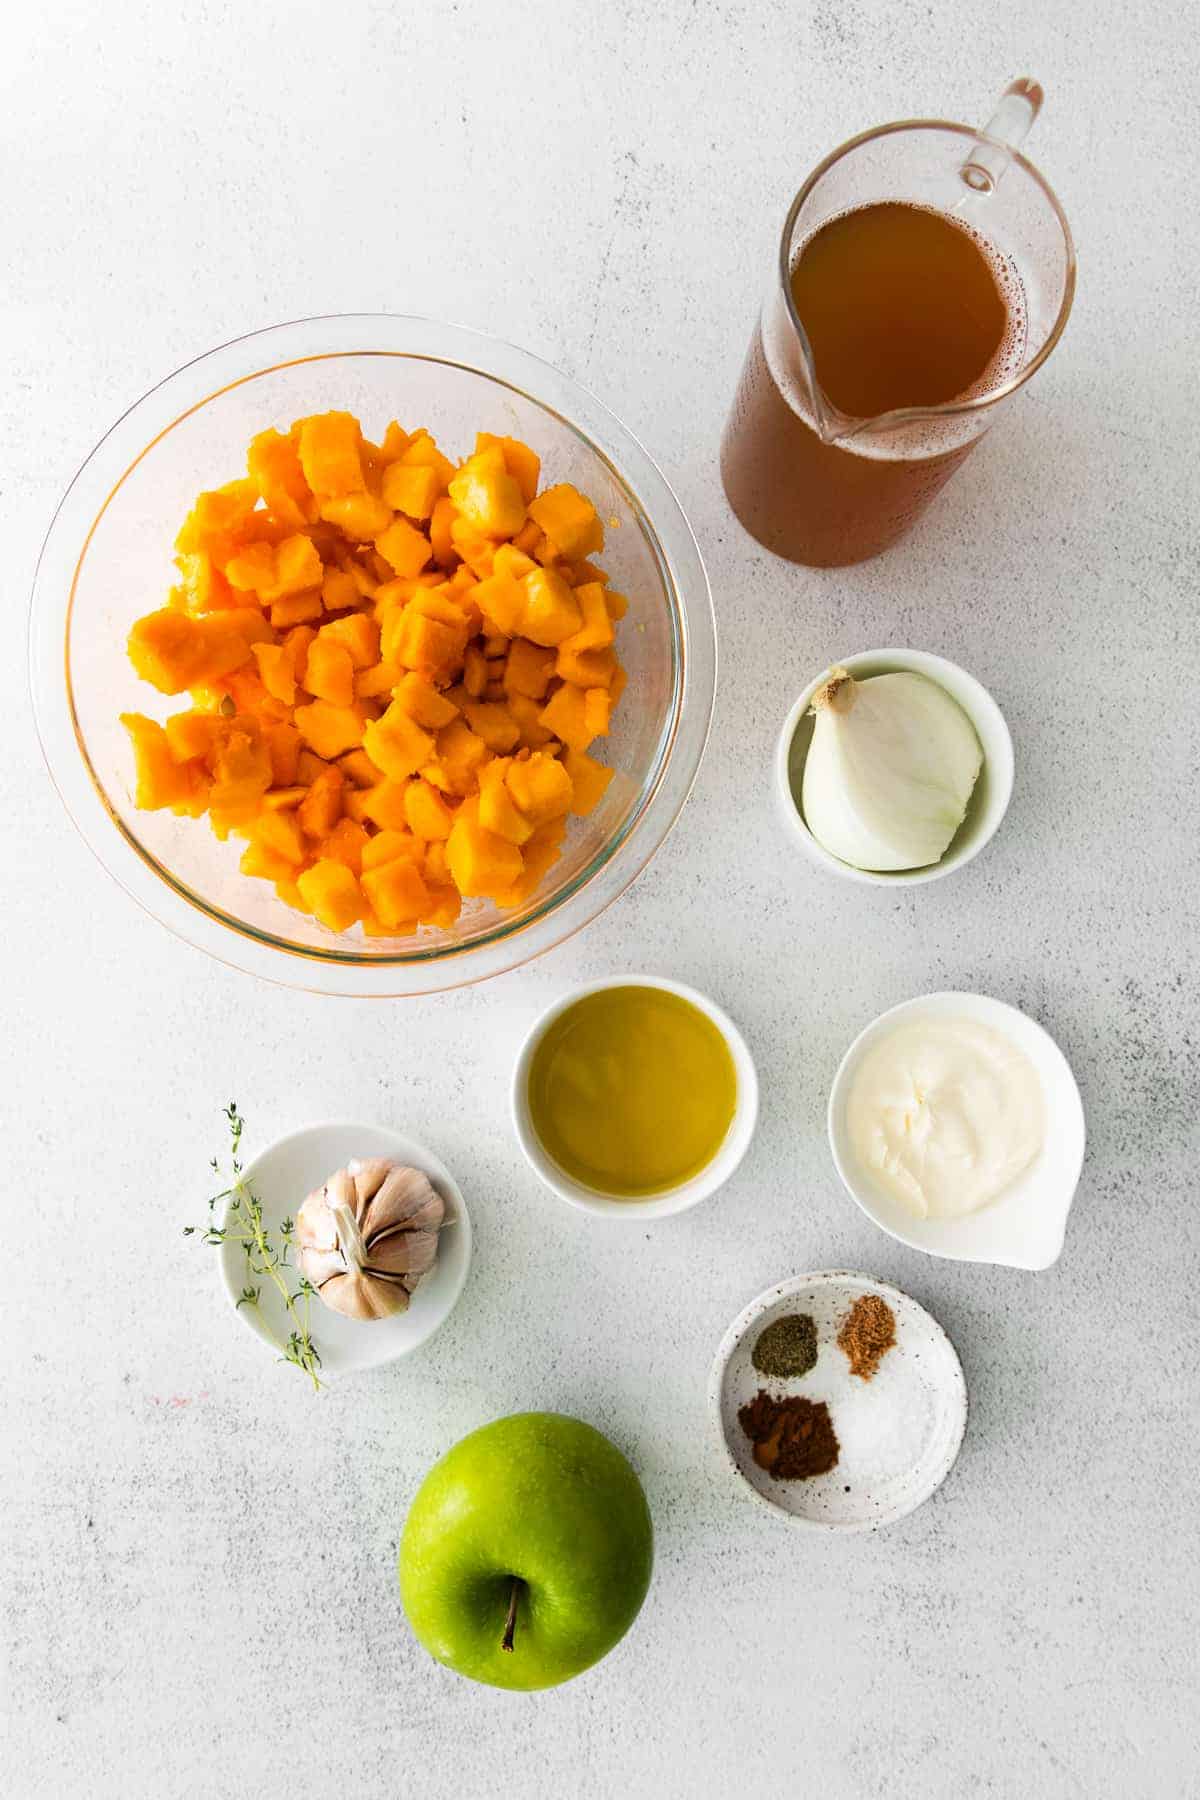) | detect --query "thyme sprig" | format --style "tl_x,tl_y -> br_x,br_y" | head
185,1103 -> 323,1391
